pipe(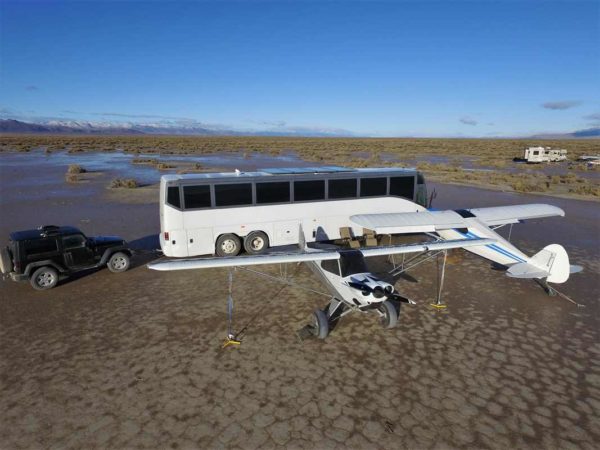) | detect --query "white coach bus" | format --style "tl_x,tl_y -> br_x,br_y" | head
159,166 -> 428,257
